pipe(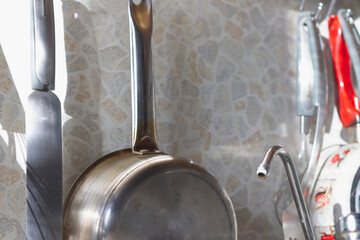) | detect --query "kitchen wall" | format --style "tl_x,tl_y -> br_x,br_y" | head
0,0 -> 303,239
